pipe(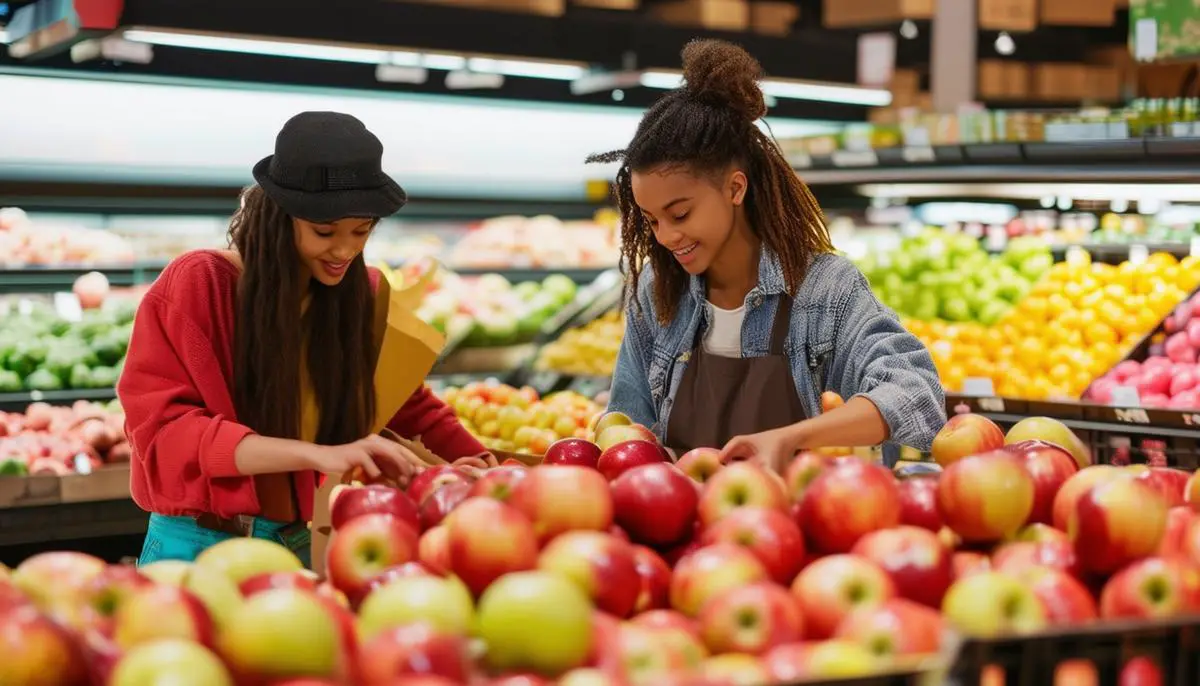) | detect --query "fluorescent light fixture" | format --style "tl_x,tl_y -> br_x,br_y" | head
640,70 -> 892,107
121,29 -> 584,81
861,182 -> 1200,203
